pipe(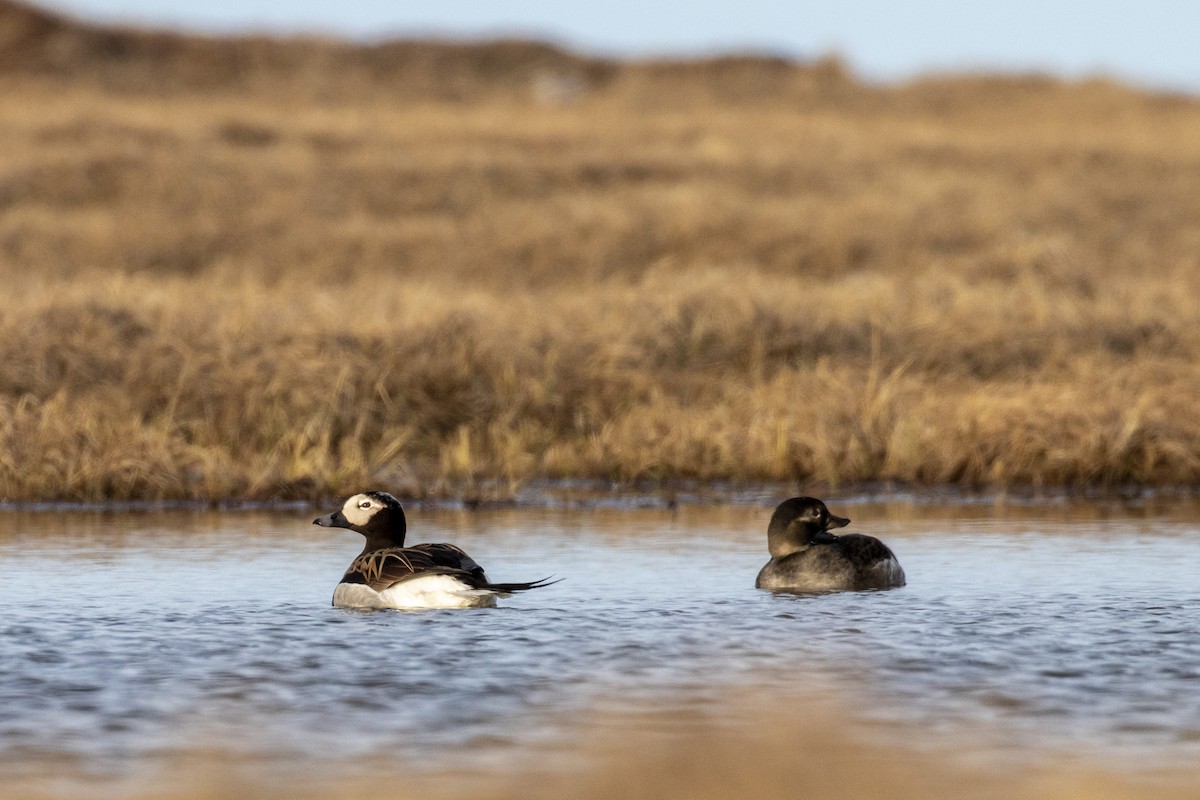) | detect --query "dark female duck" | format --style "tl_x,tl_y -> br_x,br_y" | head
755,497 -> 906,593
314,491 -> 556,609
